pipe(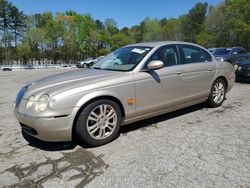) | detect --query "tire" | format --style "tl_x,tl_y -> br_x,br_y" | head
207,79 -> 226,107
75,99 -> 122,147
88,62 -> 94,67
